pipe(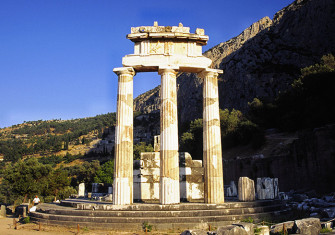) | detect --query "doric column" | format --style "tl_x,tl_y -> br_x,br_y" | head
199,68 -> 224,204
159,67 -> 180,204
113,67 -> 135,205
